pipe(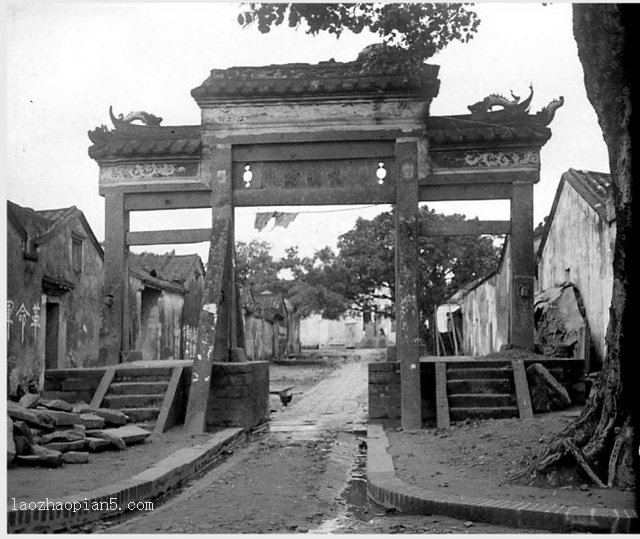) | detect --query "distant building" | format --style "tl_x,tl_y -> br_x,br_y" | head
243,290 -> 300,361
6,201 -> 104,395
536,169 -> 615,370
128,252 -> 205,360
299,291 -> 396,350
